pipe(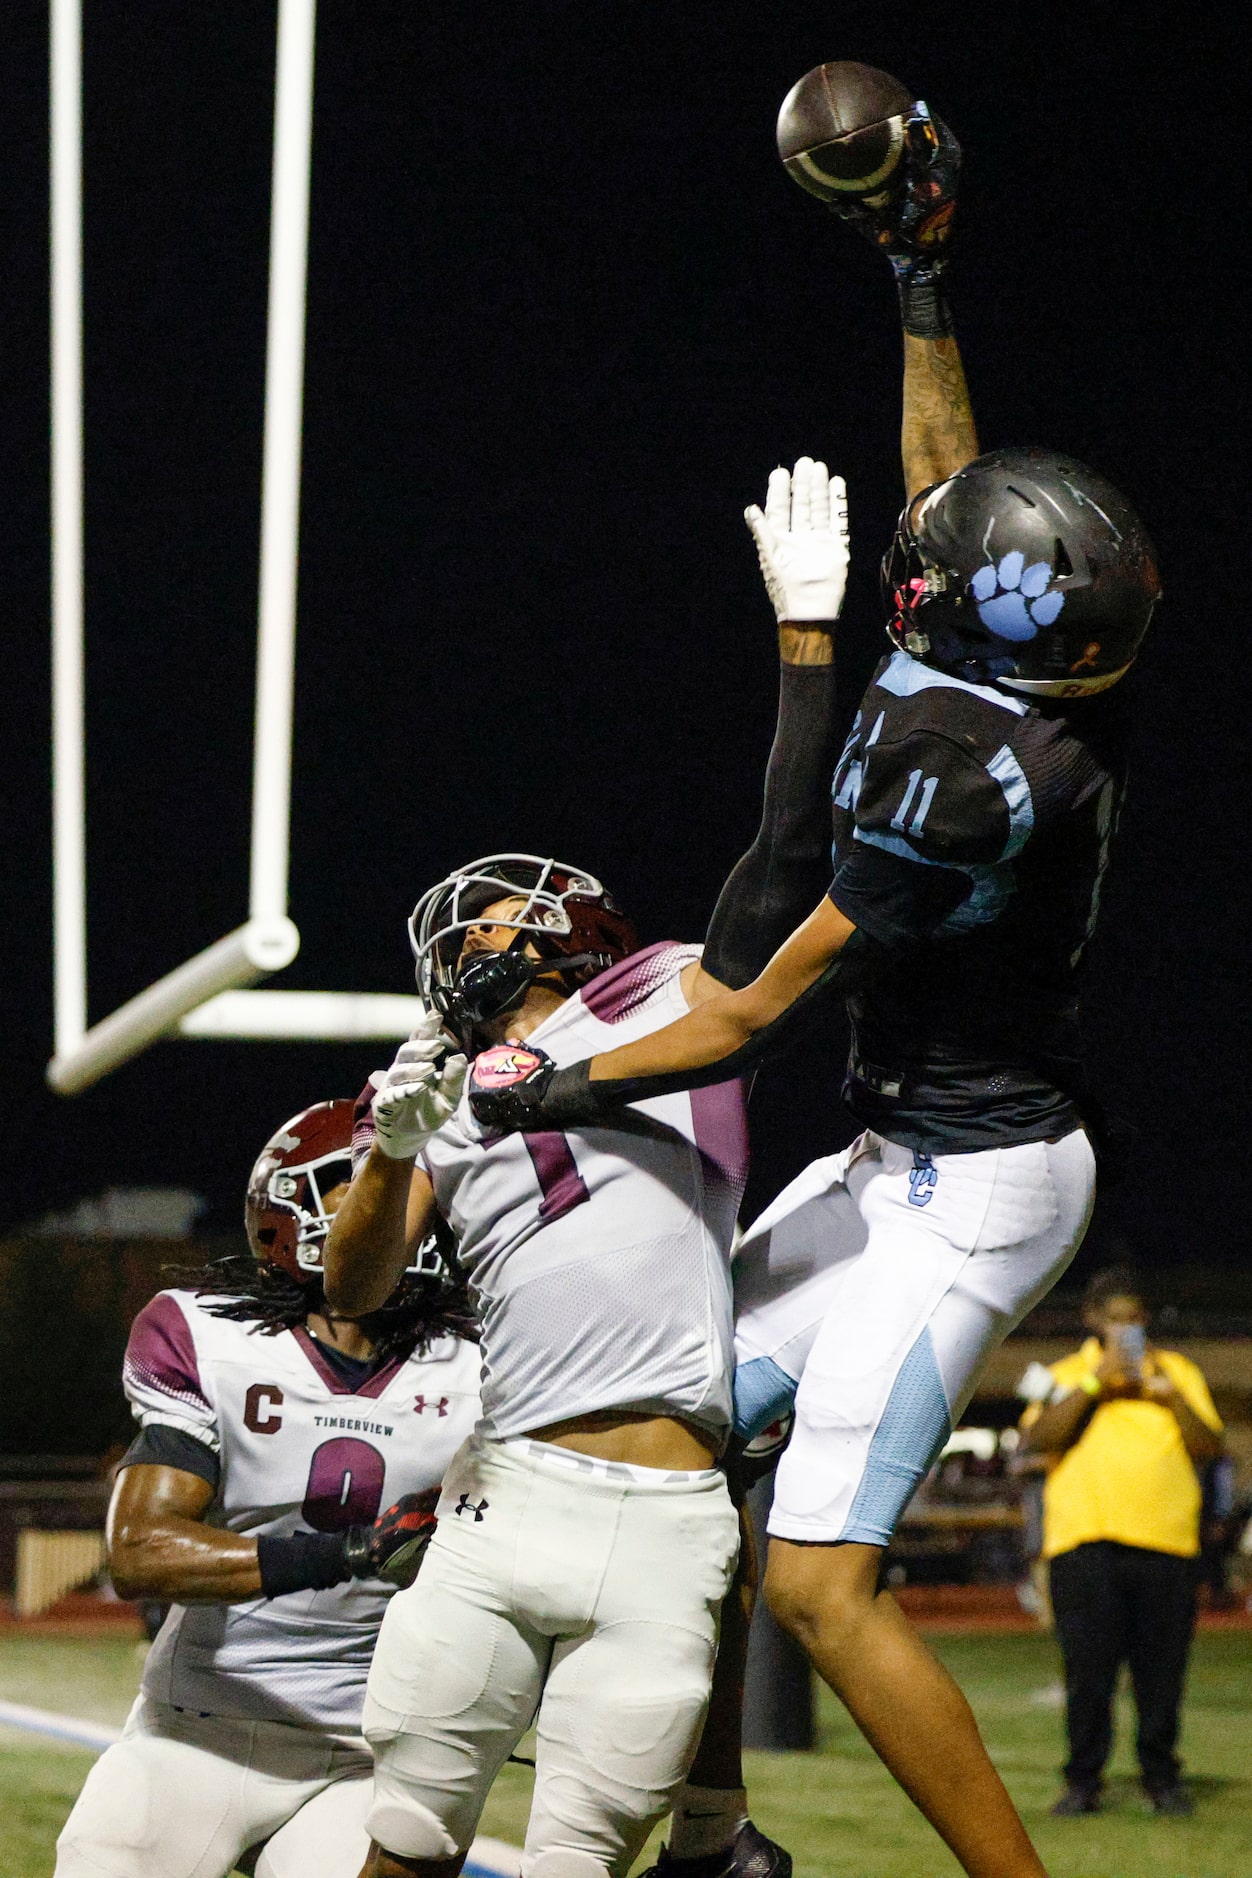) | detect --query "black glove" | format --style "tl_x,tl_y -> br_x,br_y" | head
831,102 -> 961,338
469,1043 -> 561,1131
343,1488 -> 441,1589
727,1413 -> 795,1494
258,1489 -> 440,1598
